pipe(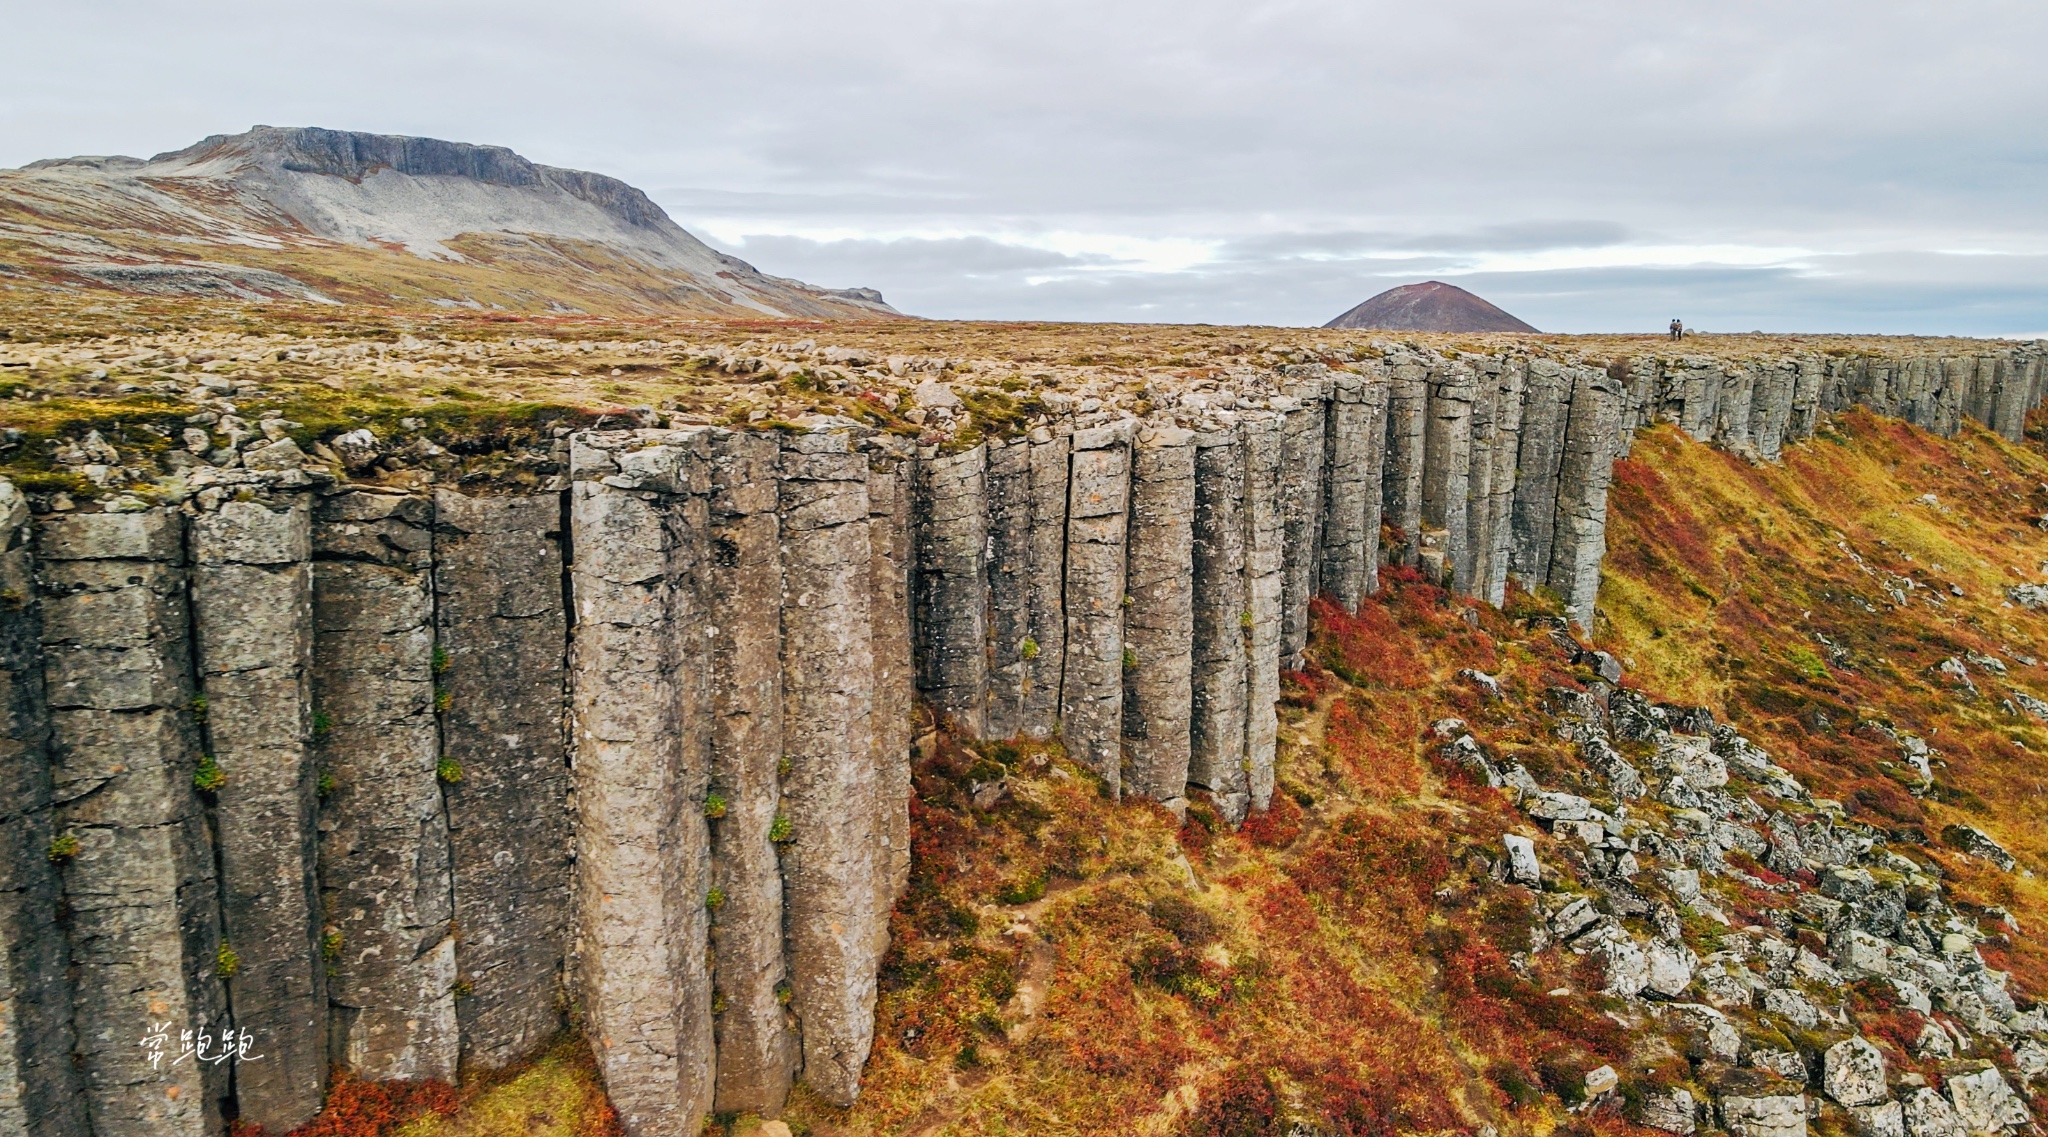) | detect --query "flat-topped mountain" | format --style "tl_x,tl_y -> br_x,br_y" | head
0,126 -> 899,319
1325,280 -> 1538,332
